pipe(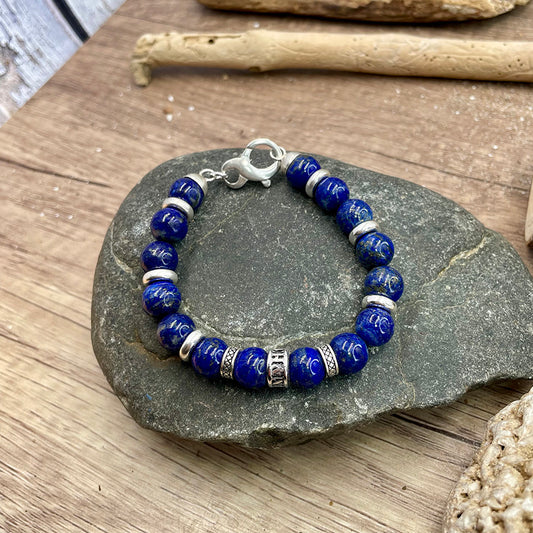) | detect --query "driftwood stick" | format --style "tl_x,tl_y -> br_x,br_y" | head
131,30 -> 533,87
526,186 -> 533,246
